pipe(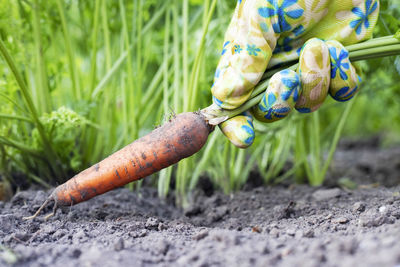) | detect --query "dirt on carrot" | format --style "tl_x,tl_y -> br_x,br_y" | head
24,112 -> 212,219
54,111 -> 211,206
